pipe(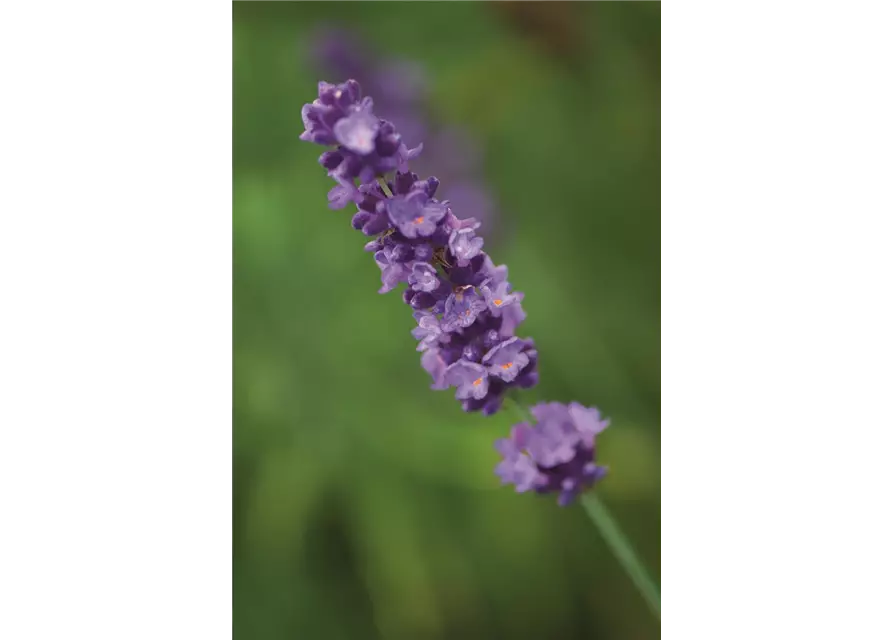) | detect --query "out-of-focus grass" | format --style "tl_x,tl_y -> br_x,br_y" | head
234,3 -> 659,639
